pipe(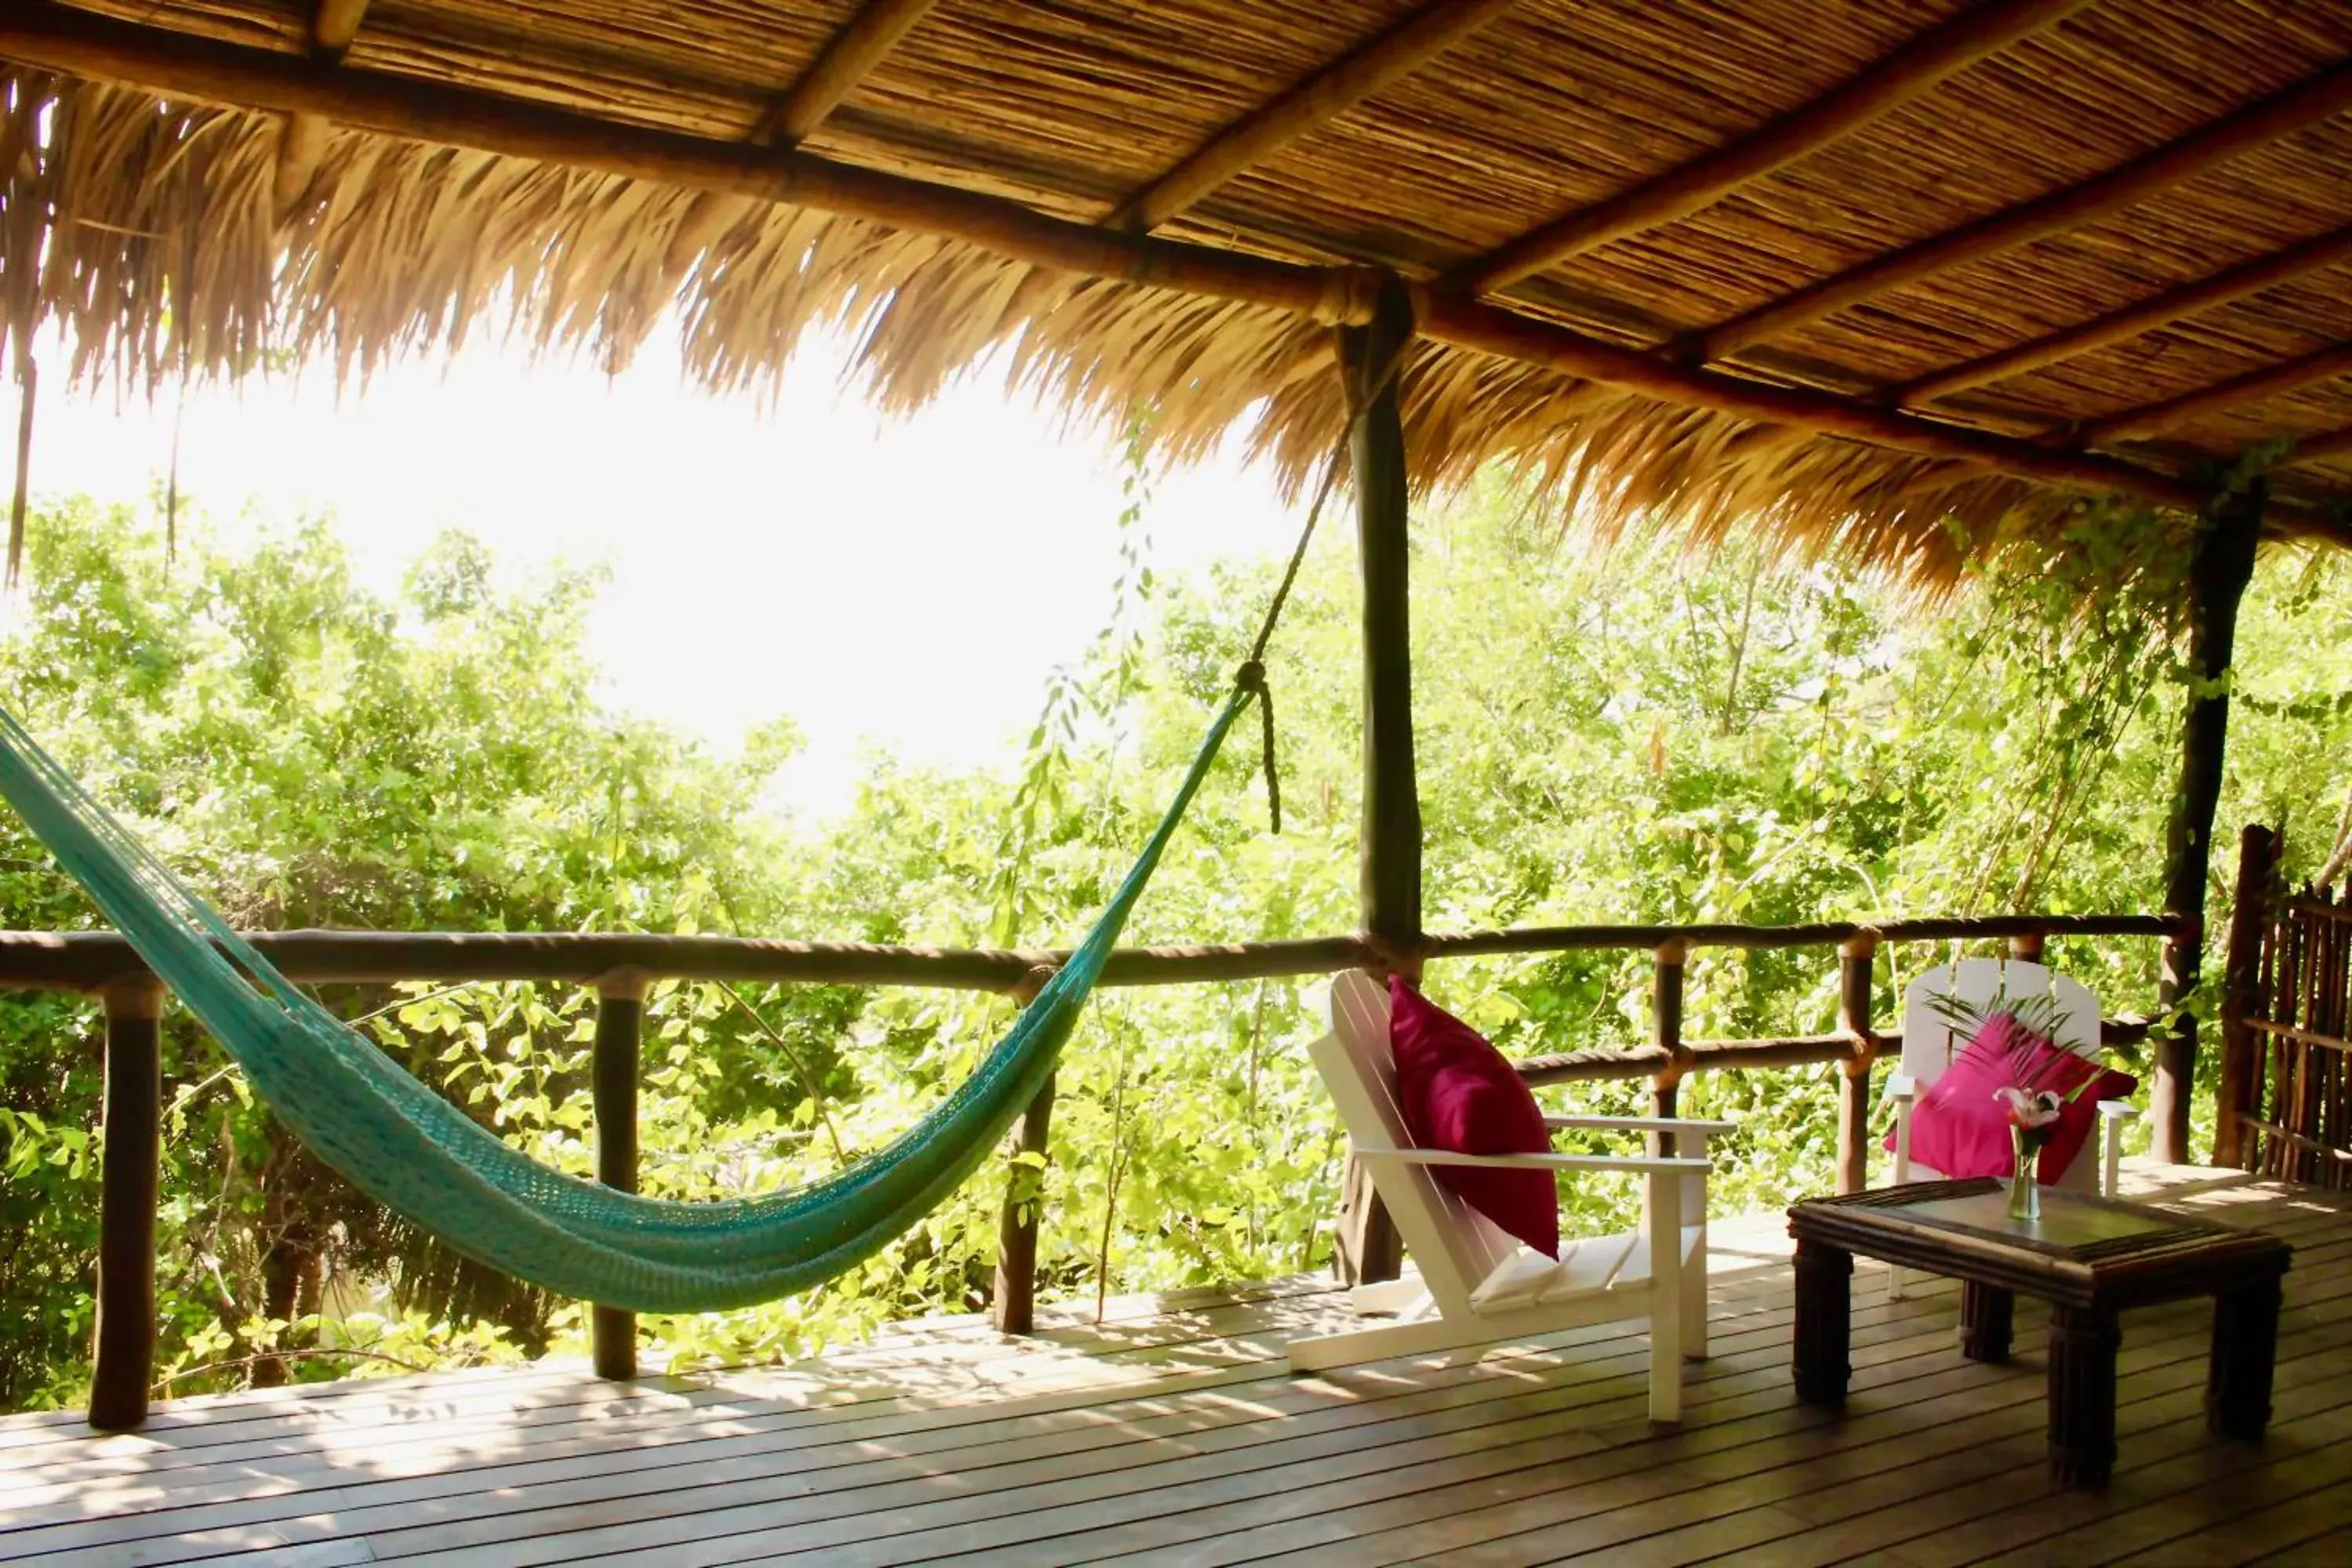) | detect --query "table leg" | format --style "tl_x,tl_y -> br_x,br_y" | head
1960,1281 -> 2014,1363
1791,1239 -> 1853,1407
2208,1277 -> 2283,1441
2048,1303 -> 2121,1487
